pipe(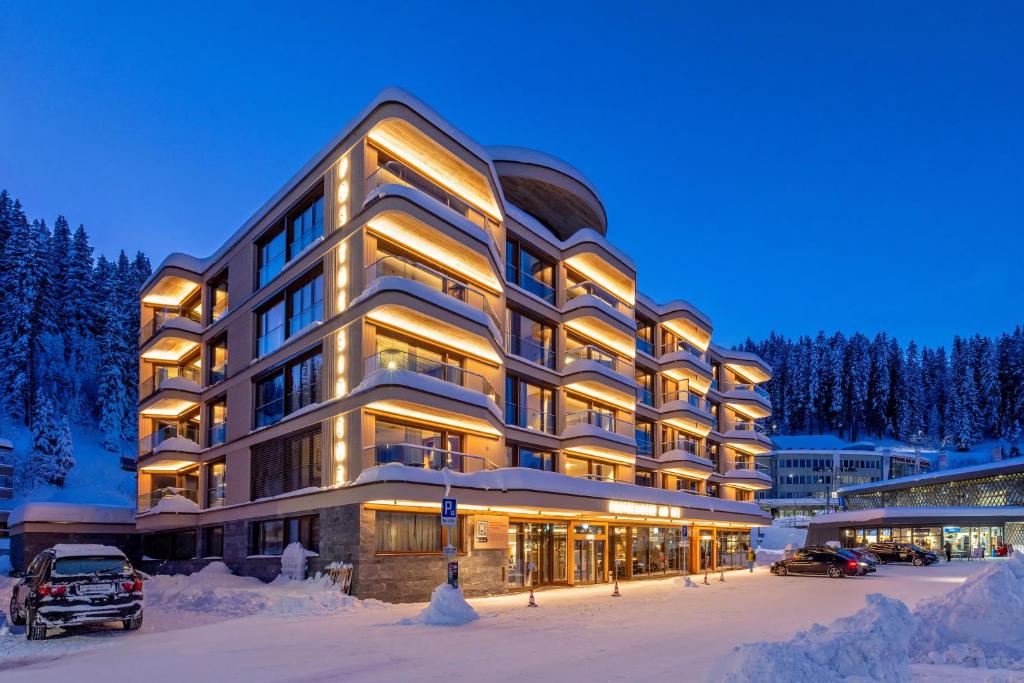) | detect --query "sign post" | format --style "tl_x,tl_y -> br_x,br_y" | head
441,497 -> 457,587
